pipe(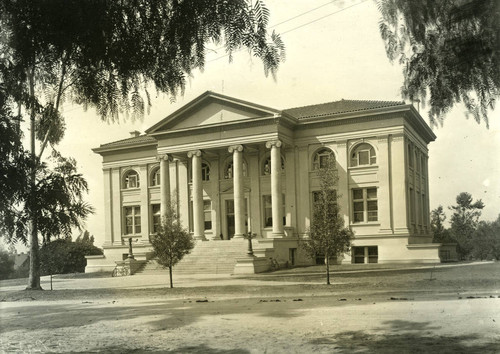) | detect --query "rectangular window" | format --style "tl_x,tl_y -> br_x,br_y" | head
352,188 -> 378,223
151,204 -> 161,233
204,200 -> 212,231
124,206 -> 141,235
263,194 -> 285,227
358,150 -> 369,165
352,246 -> 378,264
